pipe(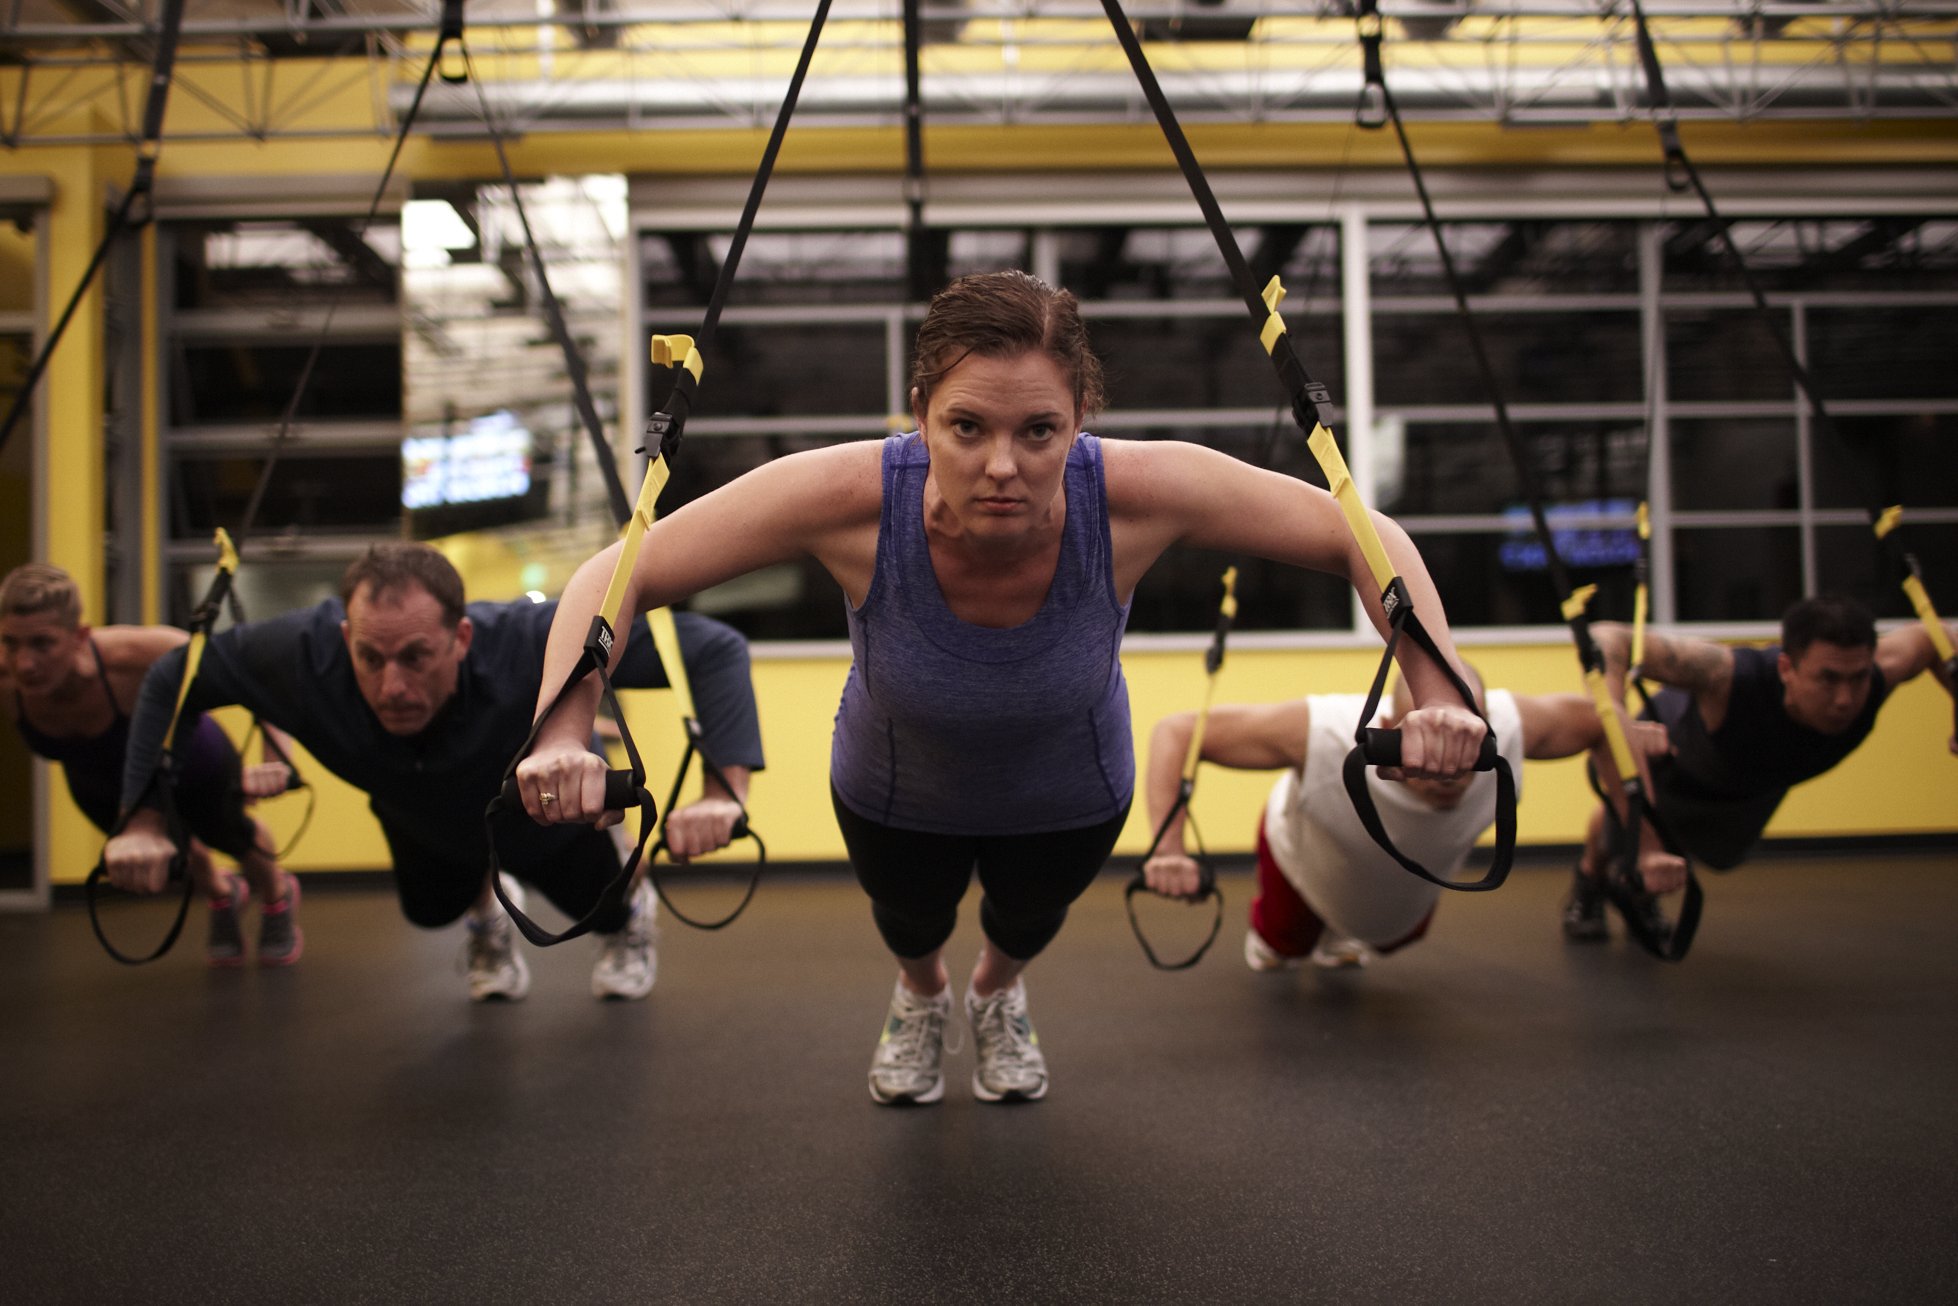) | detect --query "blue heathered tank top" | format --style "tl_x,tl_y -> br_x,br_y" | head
830,431 -> 1134,835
